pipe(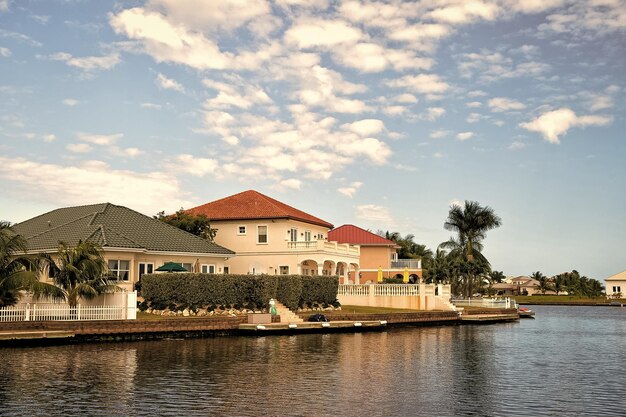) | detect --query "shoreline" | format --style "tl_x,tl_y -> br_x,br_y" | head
0,308 -> 516,347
